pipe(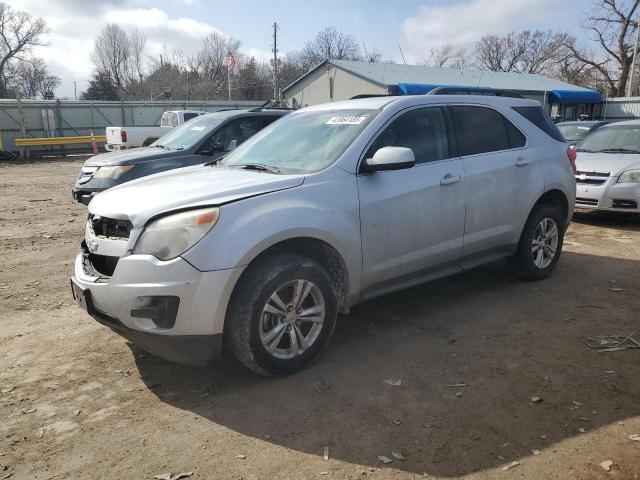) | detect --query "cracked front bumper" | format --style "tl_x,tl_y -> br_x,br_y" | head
71,245 -> 244,365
